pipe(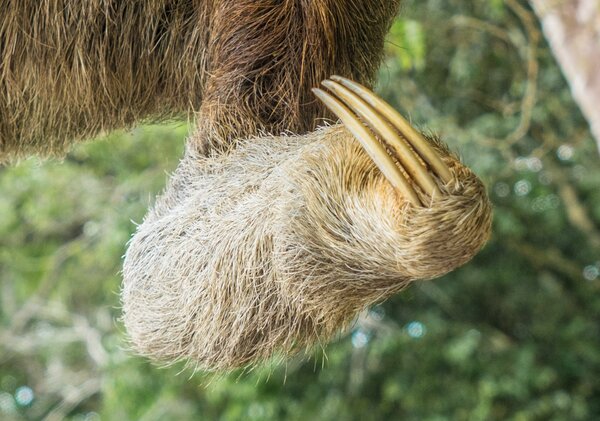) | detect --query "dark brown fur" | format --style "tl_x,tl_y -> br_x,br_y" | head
0,0 -> 400,159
